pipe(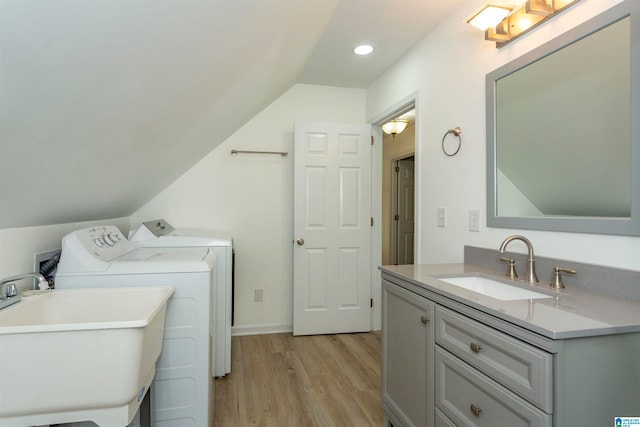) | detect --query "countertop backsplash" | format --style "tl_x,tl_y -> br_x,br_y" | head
464,246 -> 640,302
